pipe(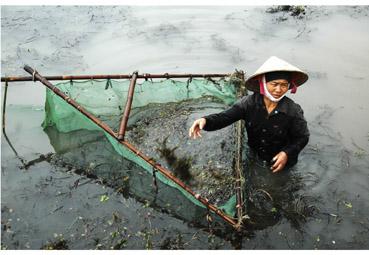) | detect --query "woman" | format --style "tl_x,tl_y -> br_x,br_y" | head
189,56 -> 310,172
